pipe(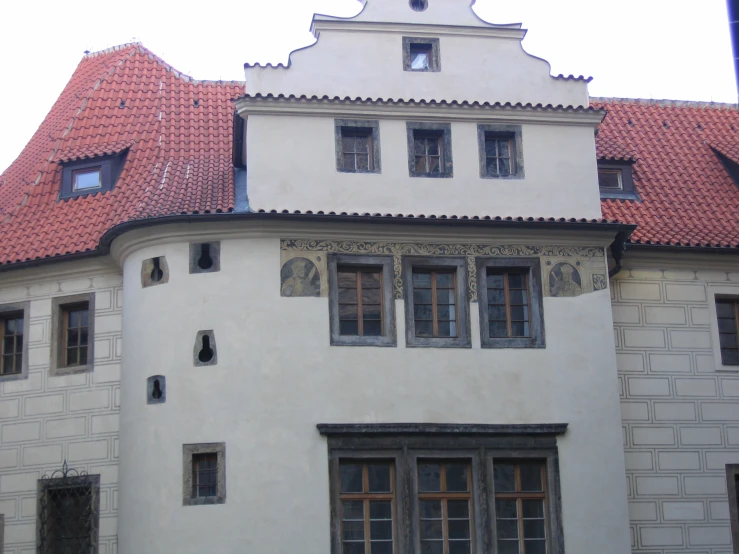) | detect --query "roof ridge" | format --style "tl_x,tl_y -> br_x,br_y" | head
591,96 -> 739,110
83,42 -> 141,58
